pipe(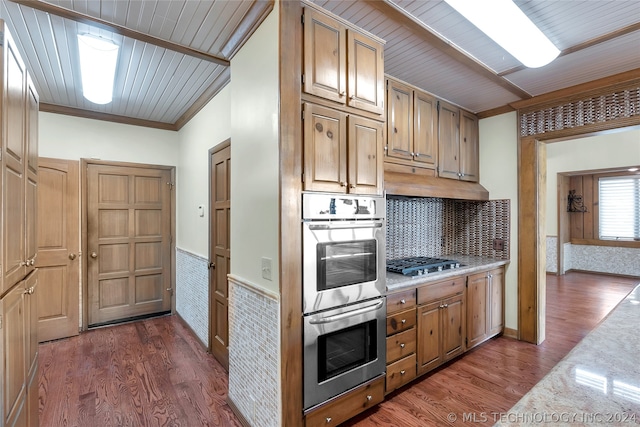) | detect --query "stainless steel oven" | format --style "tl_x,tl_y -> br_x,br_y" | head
302,193 -> 386,314
302,193 -> 387,410
303,297 -> 386,410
